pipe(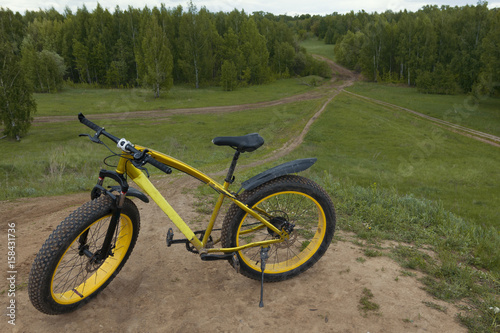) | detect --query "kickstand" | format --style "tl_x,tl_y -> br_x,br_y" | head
259,246 -> 270,308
